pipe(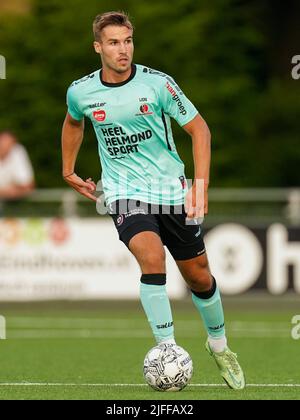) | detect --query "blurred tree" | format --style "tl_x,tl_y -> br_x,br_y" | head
0,0 -> 299,188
